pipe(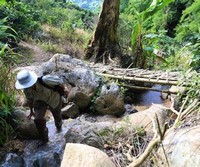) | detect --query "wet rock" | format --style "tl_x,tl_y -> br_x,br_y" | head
61,102 -> 80,119
124,104 -> 138,114
156,125 -> 200,167
61,143 -> 115,167
1,153 -> 24,167
0,119 -> 69,167
31,151 -> 61,167
124,95 -> 134,104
